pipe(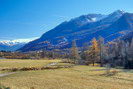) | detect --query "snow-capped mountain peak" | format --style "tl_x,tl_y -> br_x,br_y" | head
0,37 -> 38,46
0,37 -> 38,51
109,10 -> 125,18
